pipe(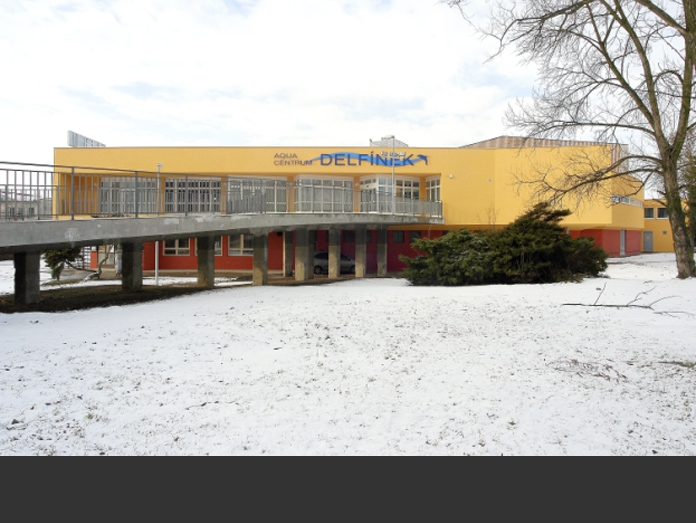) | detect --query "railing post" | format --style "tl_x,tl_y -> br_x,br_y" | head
222,177 -> 228,215
287,180 -> 293,213
71,167 -> 75,220
134,171 -> 139,218
185,175 -> 189,217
